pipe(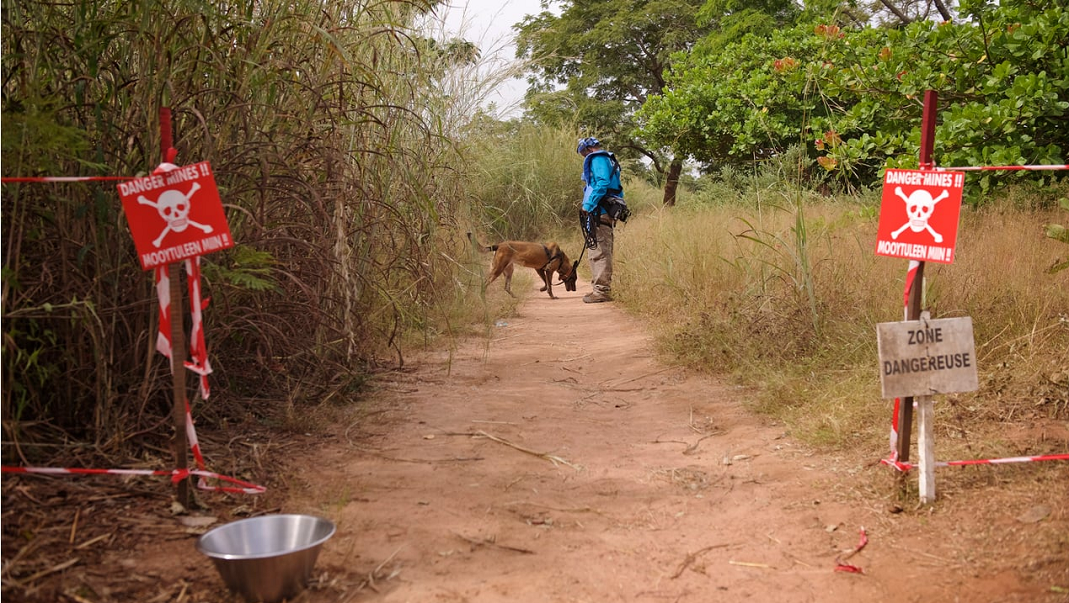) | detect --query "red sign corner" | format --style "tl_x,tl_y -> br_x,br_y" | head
875,169 -> 965,264
117,161 -> 233,270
